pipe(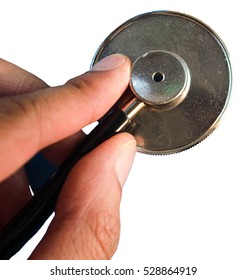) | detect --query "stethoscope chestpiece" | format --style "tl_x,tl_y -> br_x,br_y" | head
92,11 -> 232,154
130,50 -> 191,110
